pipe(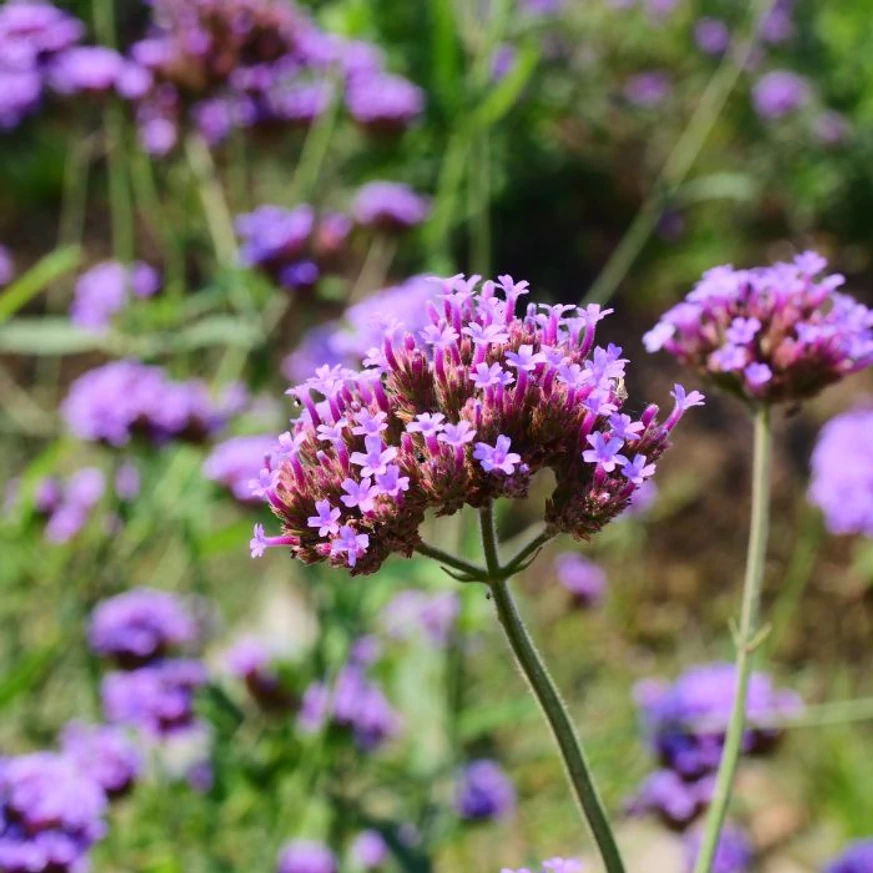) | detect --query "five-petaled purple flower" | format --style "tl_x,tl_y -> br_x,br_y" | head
474,435 -> 522,475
